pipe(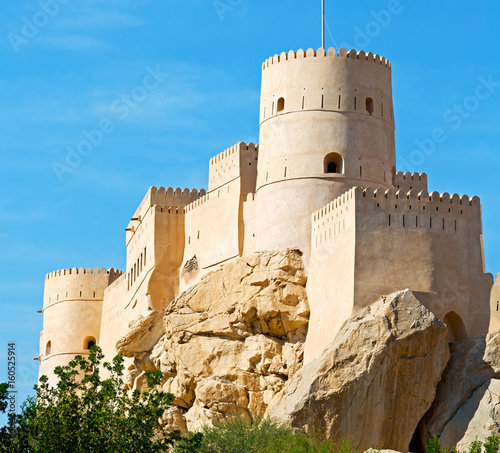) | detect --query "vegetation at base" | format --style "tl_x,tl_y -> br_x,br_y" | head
172,416 -> 348,453
0,353 -> 498,452
425,434 -> 500,453
0,346 -> 176,452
